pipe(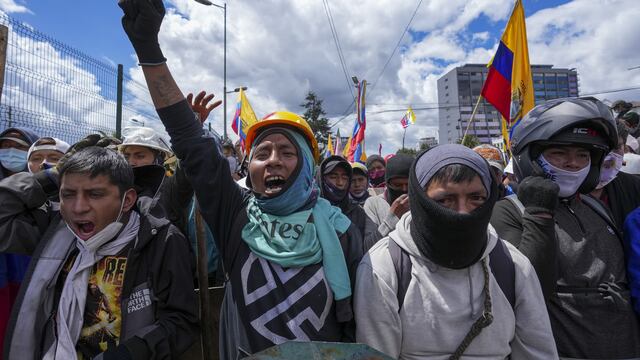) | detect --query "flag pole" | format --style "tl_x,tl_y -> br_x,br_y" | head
462,95 -> 484,143
402,127 -> 407,150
